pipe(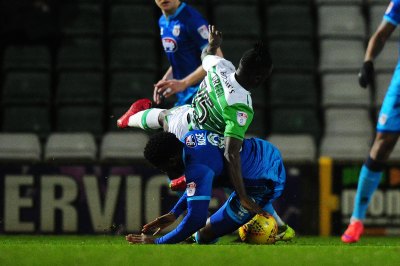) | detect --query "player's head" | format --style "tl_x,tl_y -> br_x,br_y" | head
155,0 -> 181,15
144,131 -> 184,176
236,41 -> 273,90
